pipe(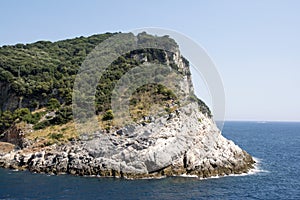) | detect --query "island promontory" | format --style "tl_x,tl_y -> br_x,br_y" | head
0,32 -> 255,178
